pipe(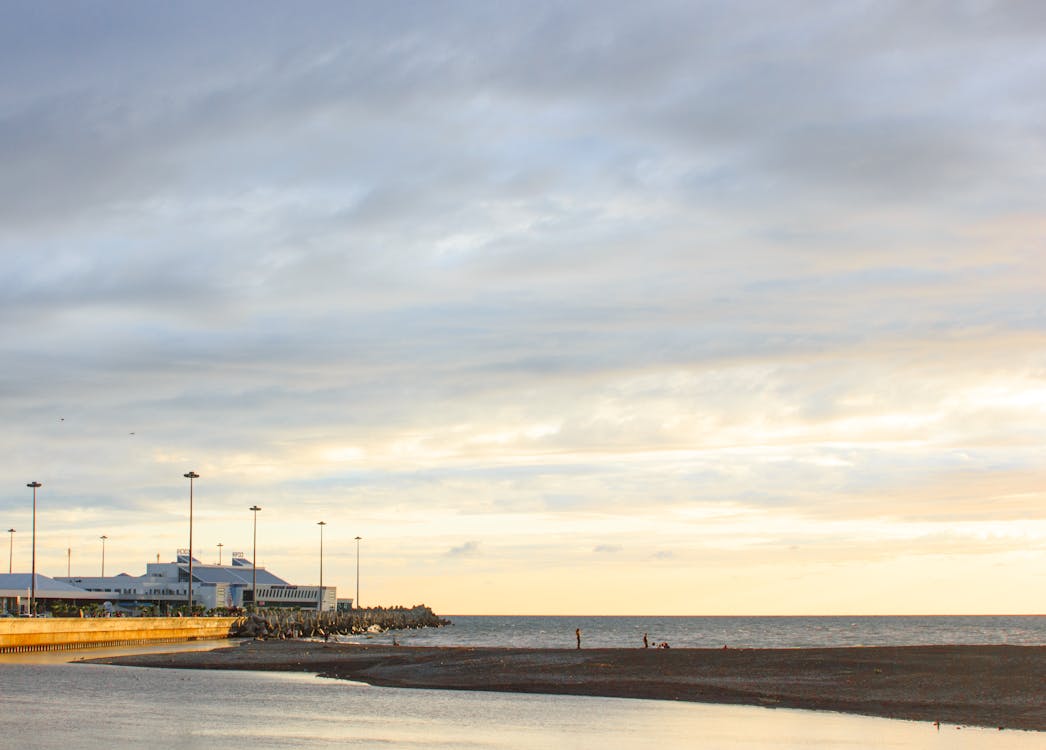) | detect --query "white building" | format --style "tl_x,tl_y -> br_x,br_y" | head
0,573 -> 110,615
55,550 -> 336,613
